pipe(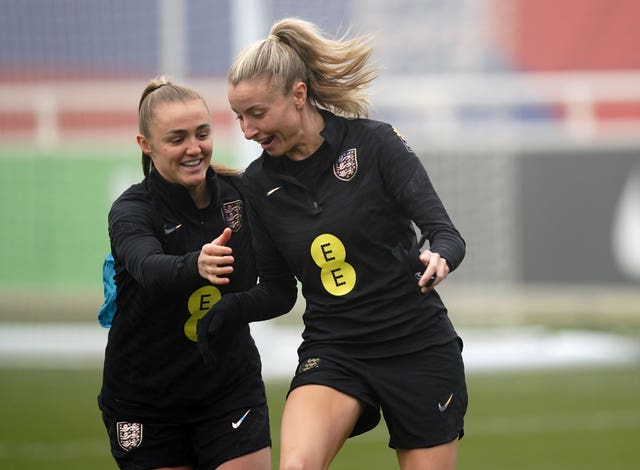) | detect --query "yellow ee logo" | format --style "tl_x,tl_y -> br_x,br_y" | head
184,285 -> 221,342
310,234 -> 356,296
